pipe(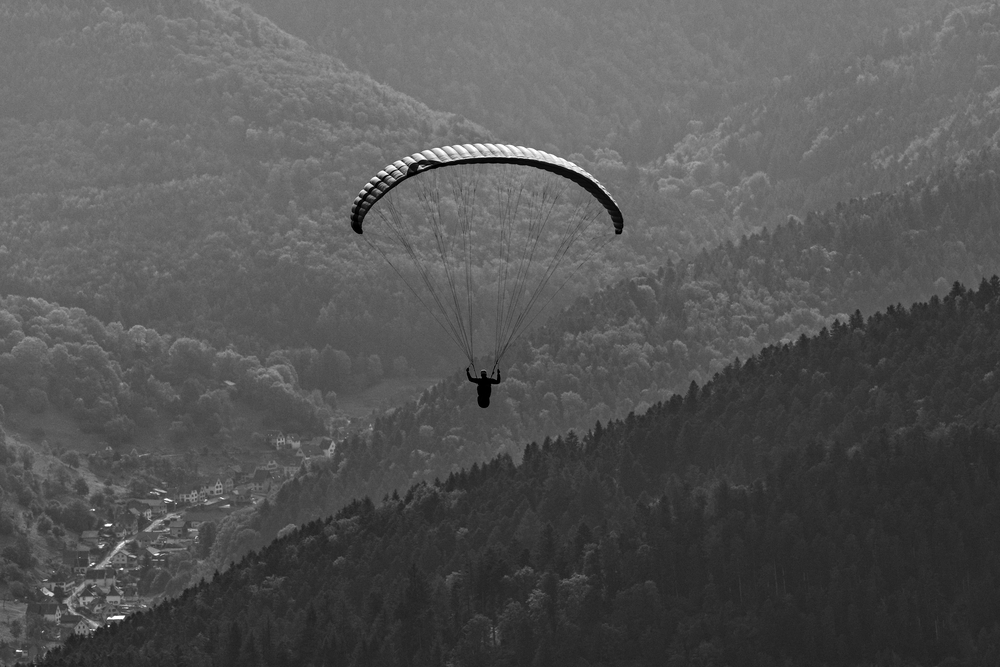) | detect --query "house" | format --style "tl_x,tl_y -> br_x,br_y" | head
126,498 -> 168,517
78,584 -> 101,606
323,438 -> 337,458
286,433 -> 302,449
117,513 -> 139,535
80,530 -> 100,545
105,584 -> 122,606
145,547 -> 169,567
64,546 -> 91,575
26,603 -> 65,622
108,550 -> 135,568
142,498 -> 168,516
267,431 -> 287,450
133,530 -> 166,547
167,519 -> 189,538
127,502 -> 153,521
204,479 -> 224,497
251,469 -> 272,493
84,568 -> 115,590
176,488 -> 199,504
183,506 -> 232,528
295,443 -> 324,460
59,614 -> 91,637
